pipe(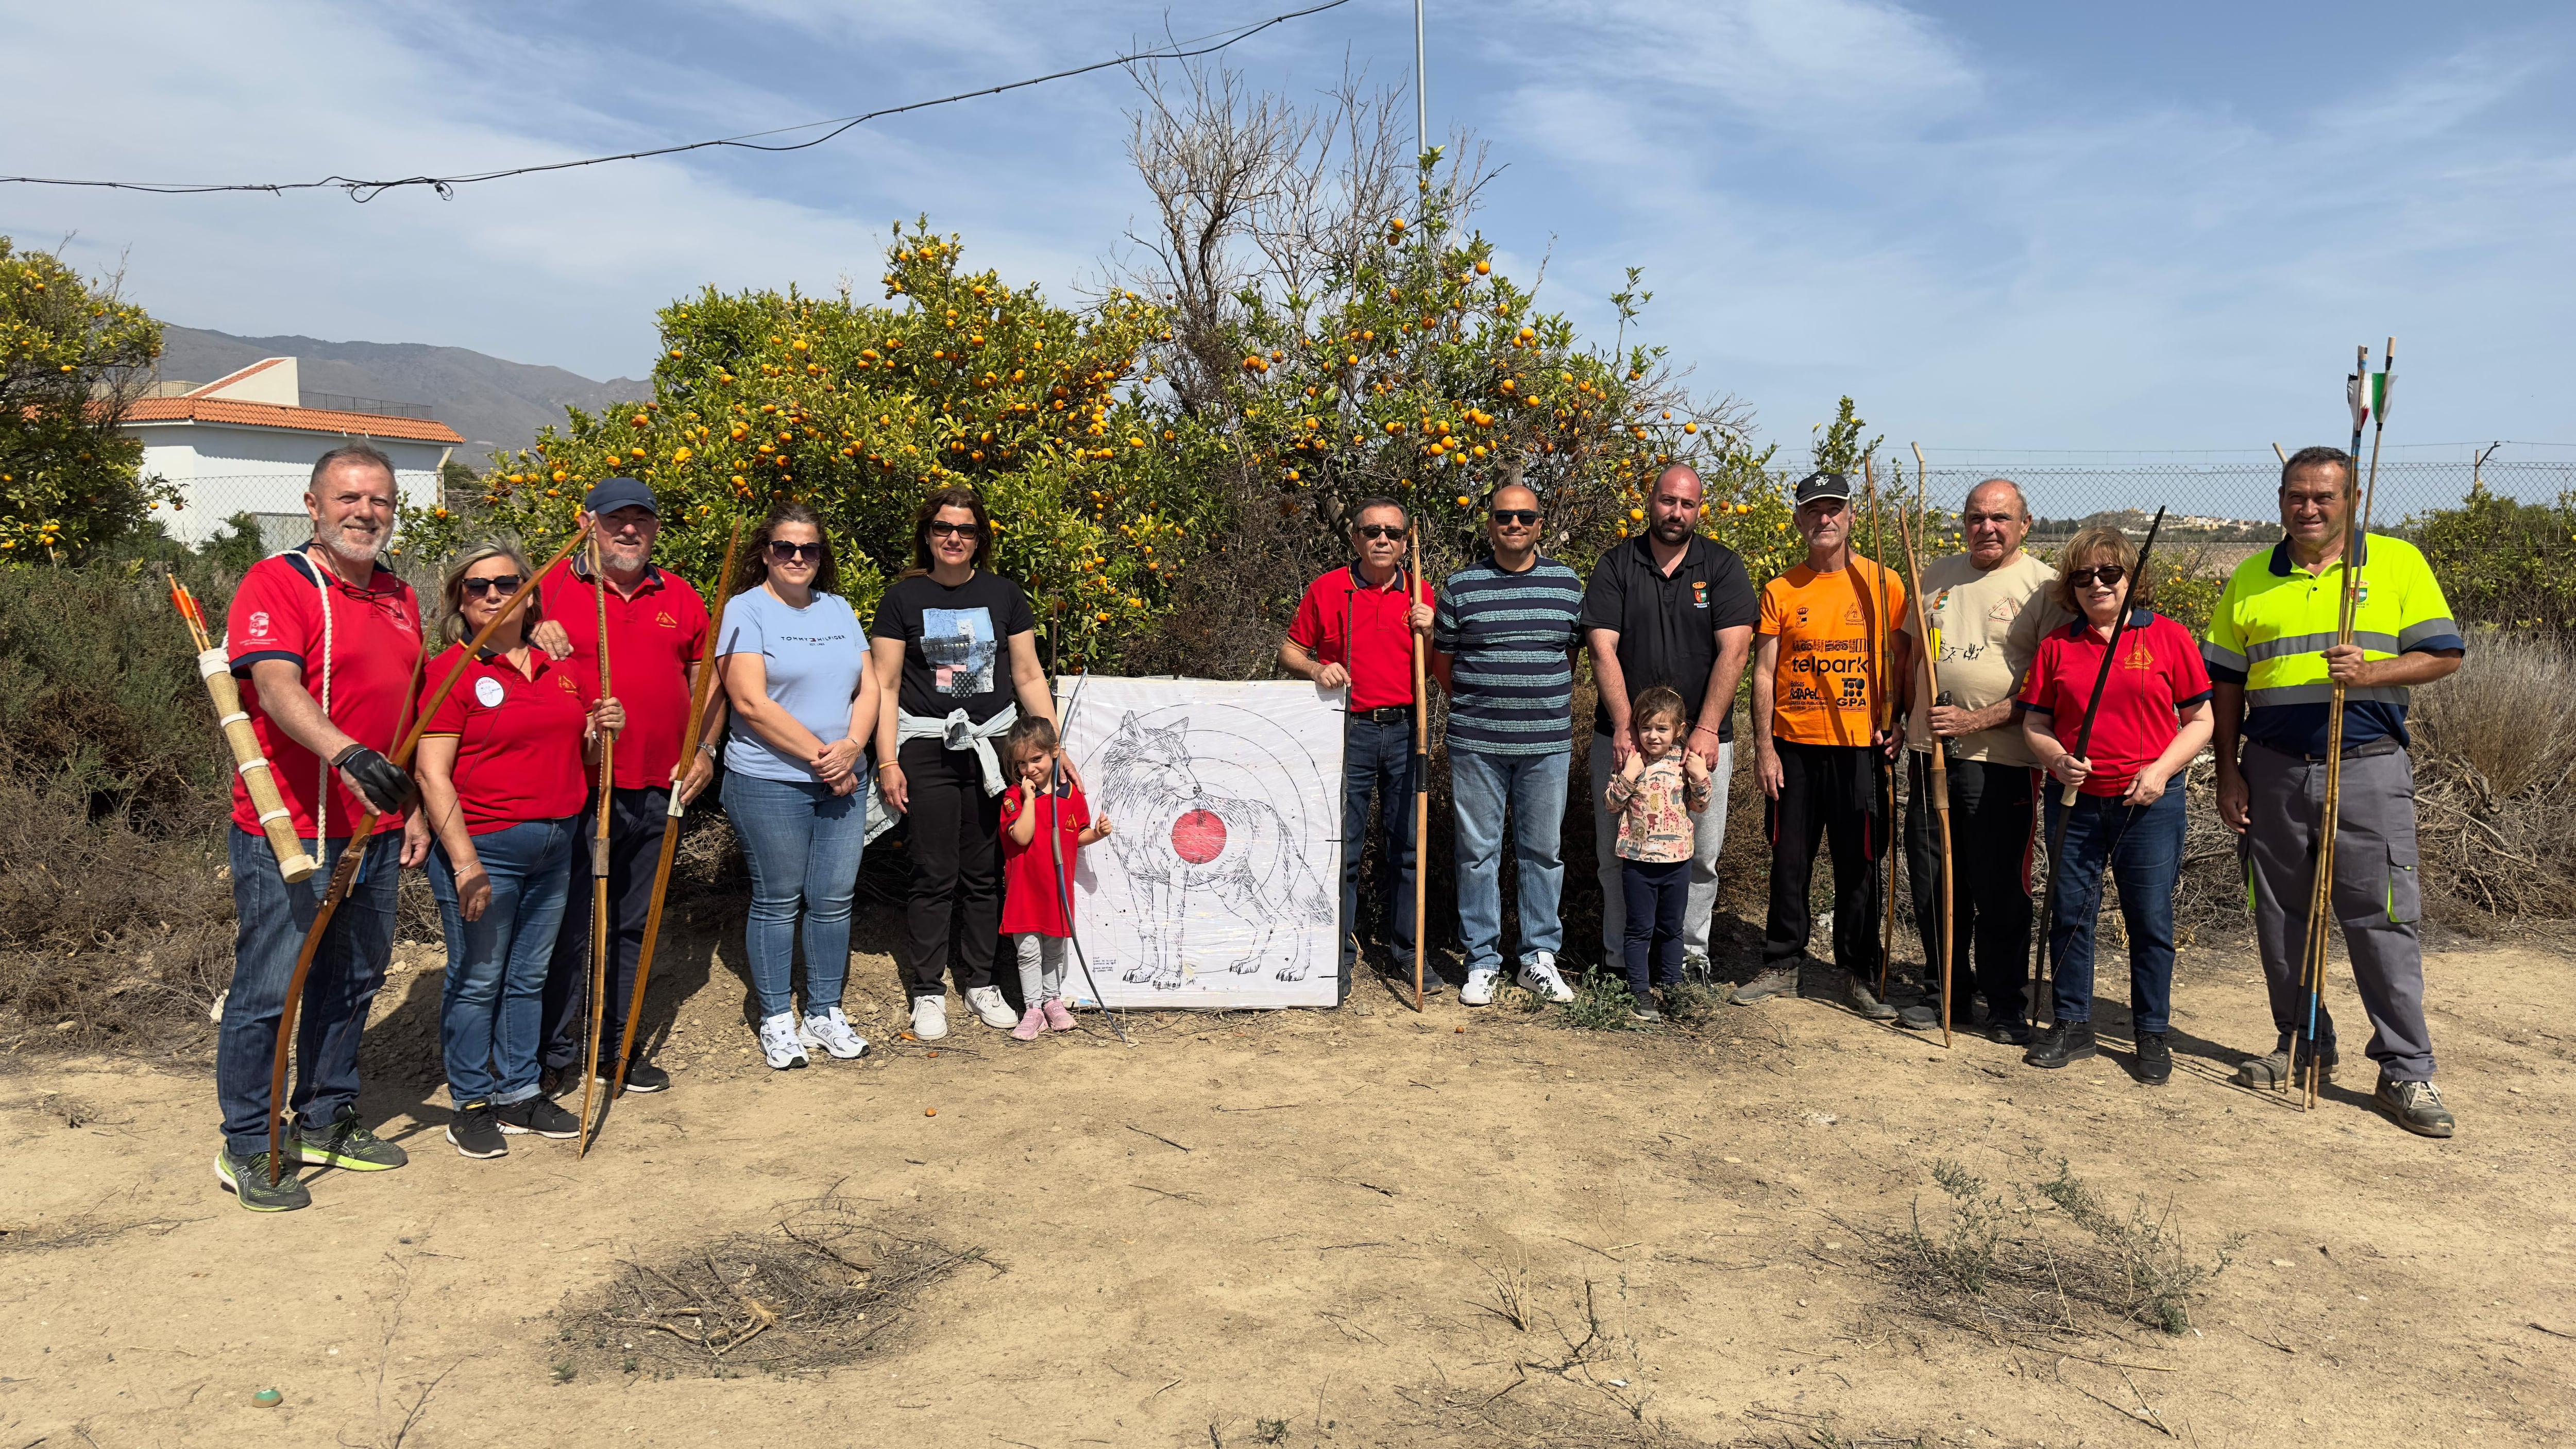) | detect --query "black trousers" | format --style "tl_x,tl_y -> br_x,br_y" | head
1762,741 -> 1887,975
1904,753 -> 2039,1028
898,738 -> 1003,998
541,786 -> 669,1072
